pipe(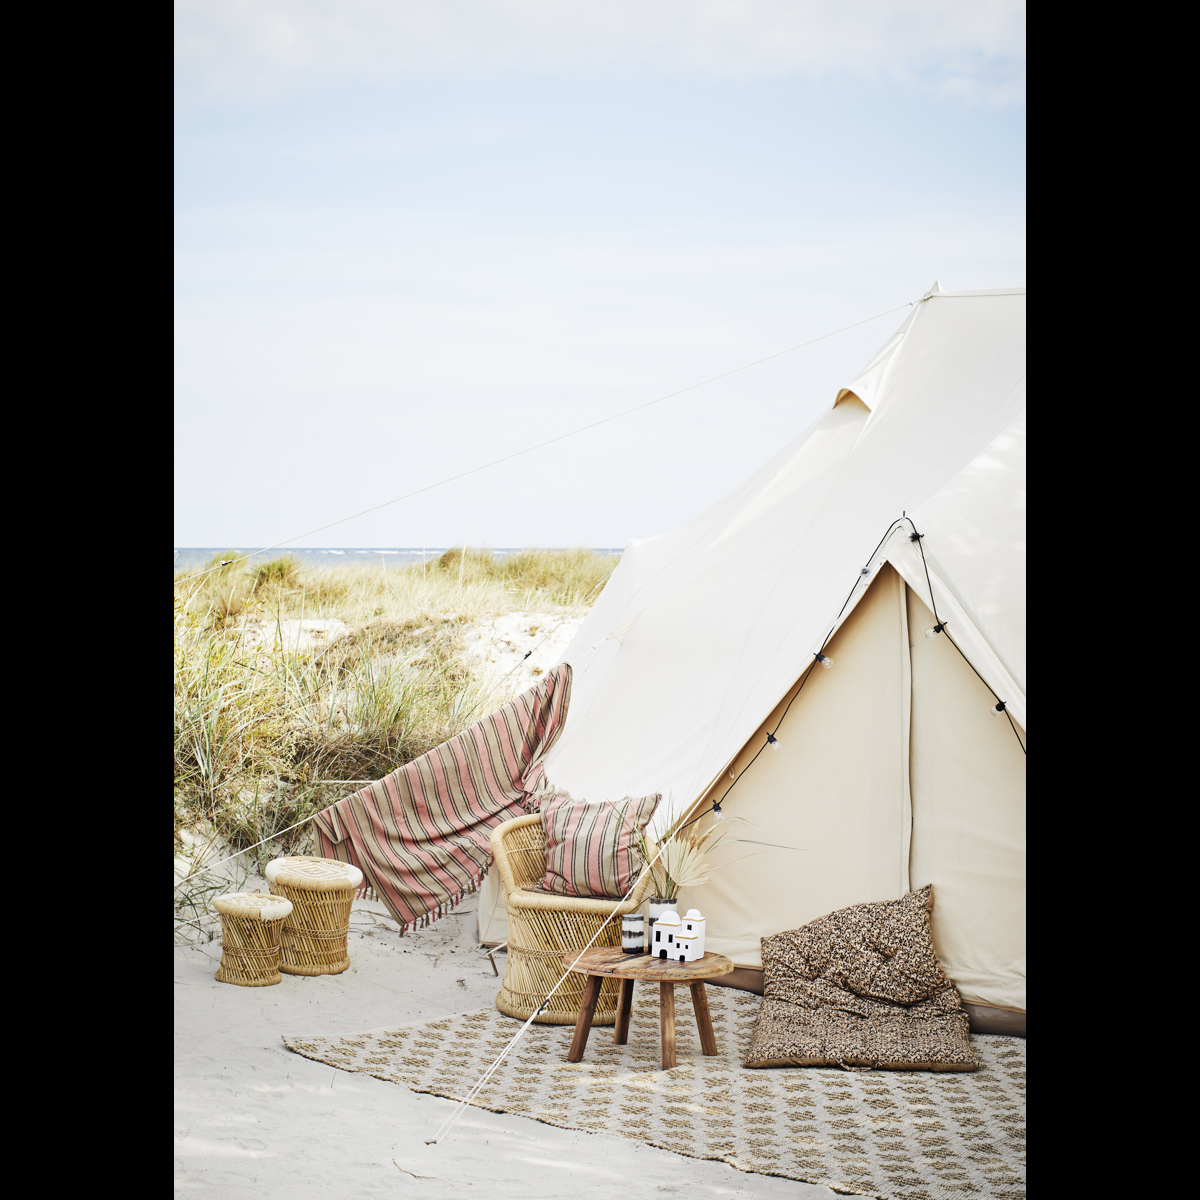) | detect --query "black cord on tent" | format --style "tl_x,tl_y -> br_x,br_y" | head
678,515 -> 1026,834
904,522 -> 1027,756
182,514 -> 1024,883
